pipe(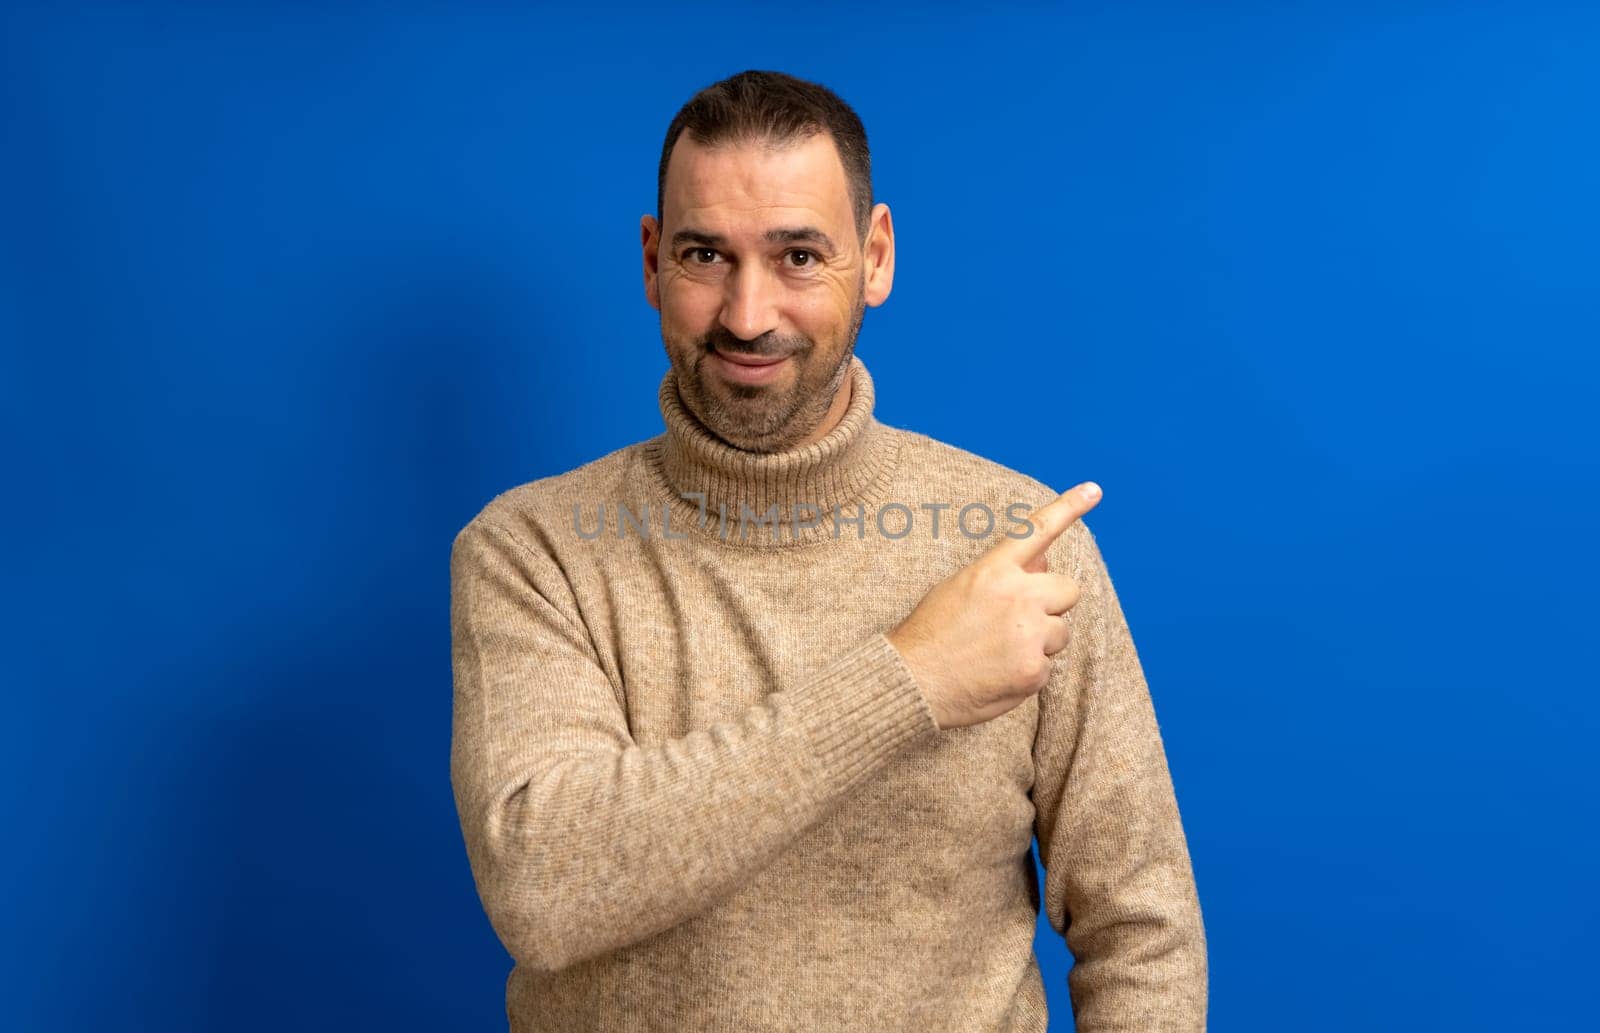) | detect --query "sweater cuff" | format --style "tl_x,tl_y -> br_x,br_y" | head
783,632 -> 941,803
